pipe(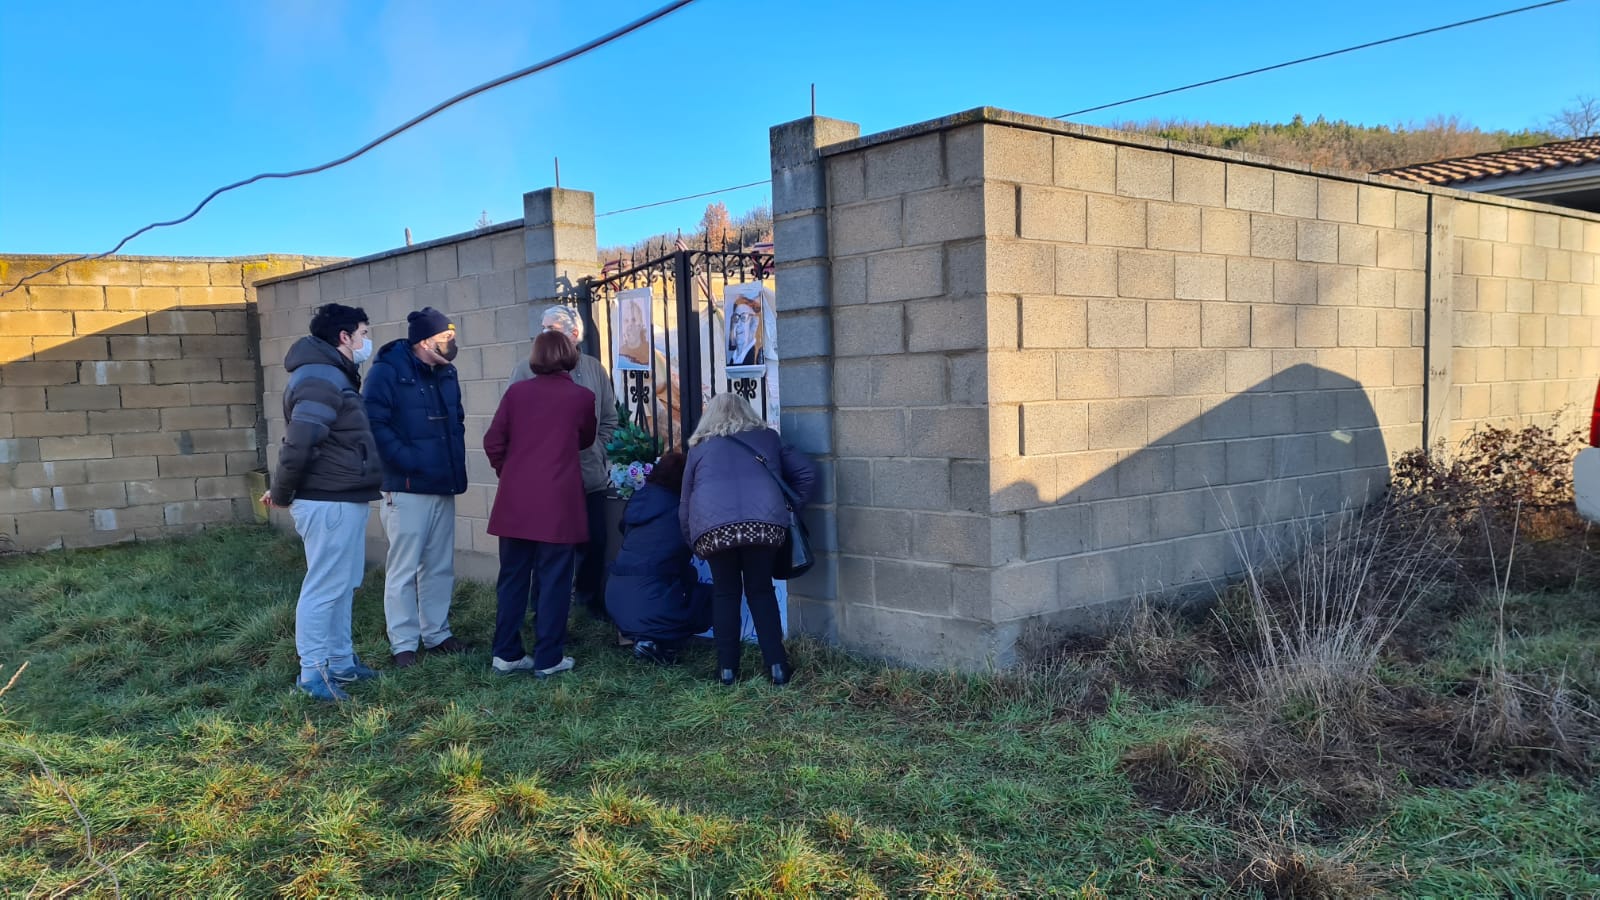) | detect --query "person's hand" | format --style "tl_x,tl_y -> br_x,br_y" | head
259,491 -> 277,510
